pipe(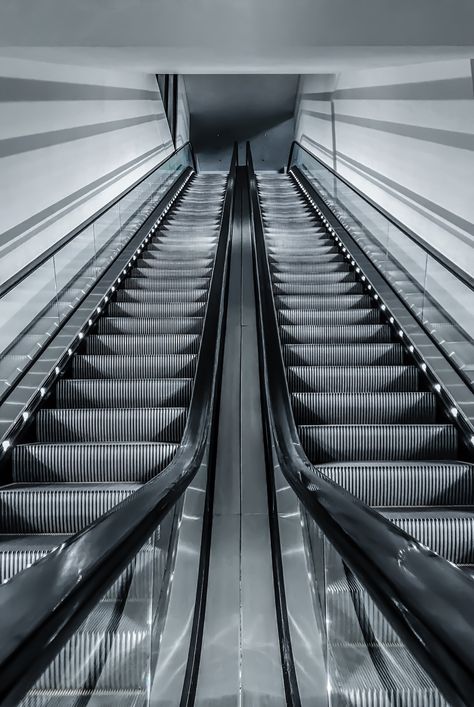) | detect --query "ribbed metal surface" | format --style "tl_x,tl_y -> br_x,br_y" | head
275,294 -> 374,310
299,424 -> 457,463
277,309 -> 380,326
73,354 -> 197,379
259,170 -> 470,705
36,407 -> 187,443
85,333 -> 200,355
96,316 -> 203,334
34,603 -> 149,690
283,343 -> 404,366
10,173 -> 227,699
287,366 -> 419,392
56,378 -> 193,408
383,509 -> 474,564
311,461 -> 474,506
292,392 -> 436,425
13,442 -> 178,482
0,484 -> 138,533
117,288 -> 208,303
107,301 -> 207,318
280,324 -> 392,344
